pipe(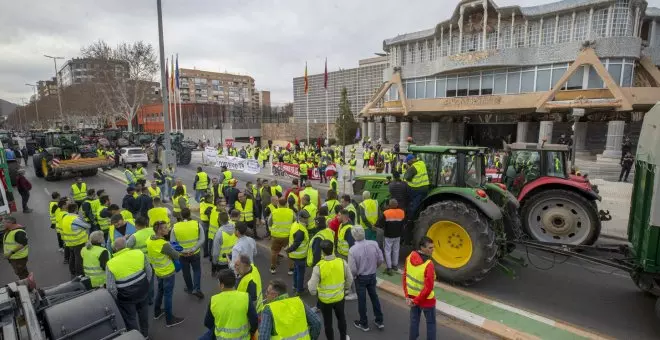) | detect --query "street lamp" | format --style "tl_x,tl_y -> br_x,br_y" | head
43,55 -> 64,123
25,83 -> 40,128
